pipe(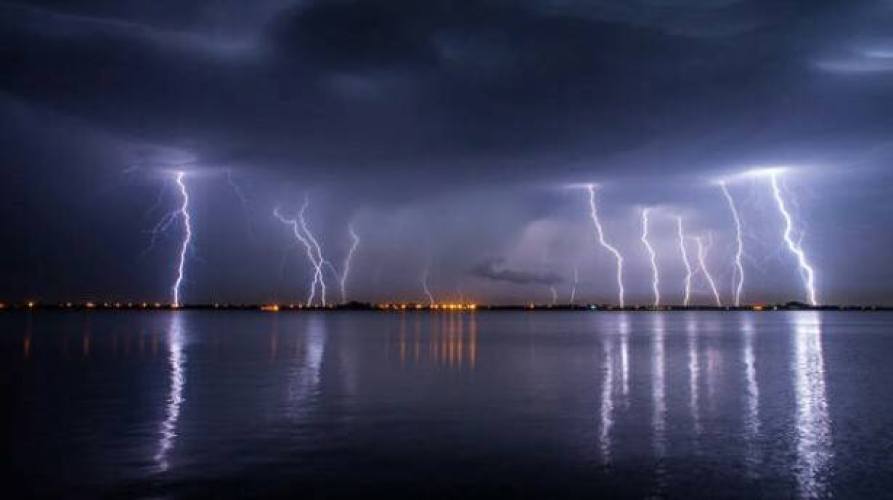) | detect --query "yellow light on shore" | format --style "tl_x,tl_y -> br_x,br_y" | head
261,304 -> 280,312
